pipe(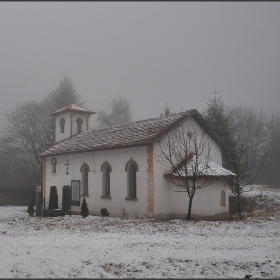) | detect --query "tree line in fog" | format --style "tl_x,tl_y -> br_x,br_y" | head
0,78 -> 278,197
